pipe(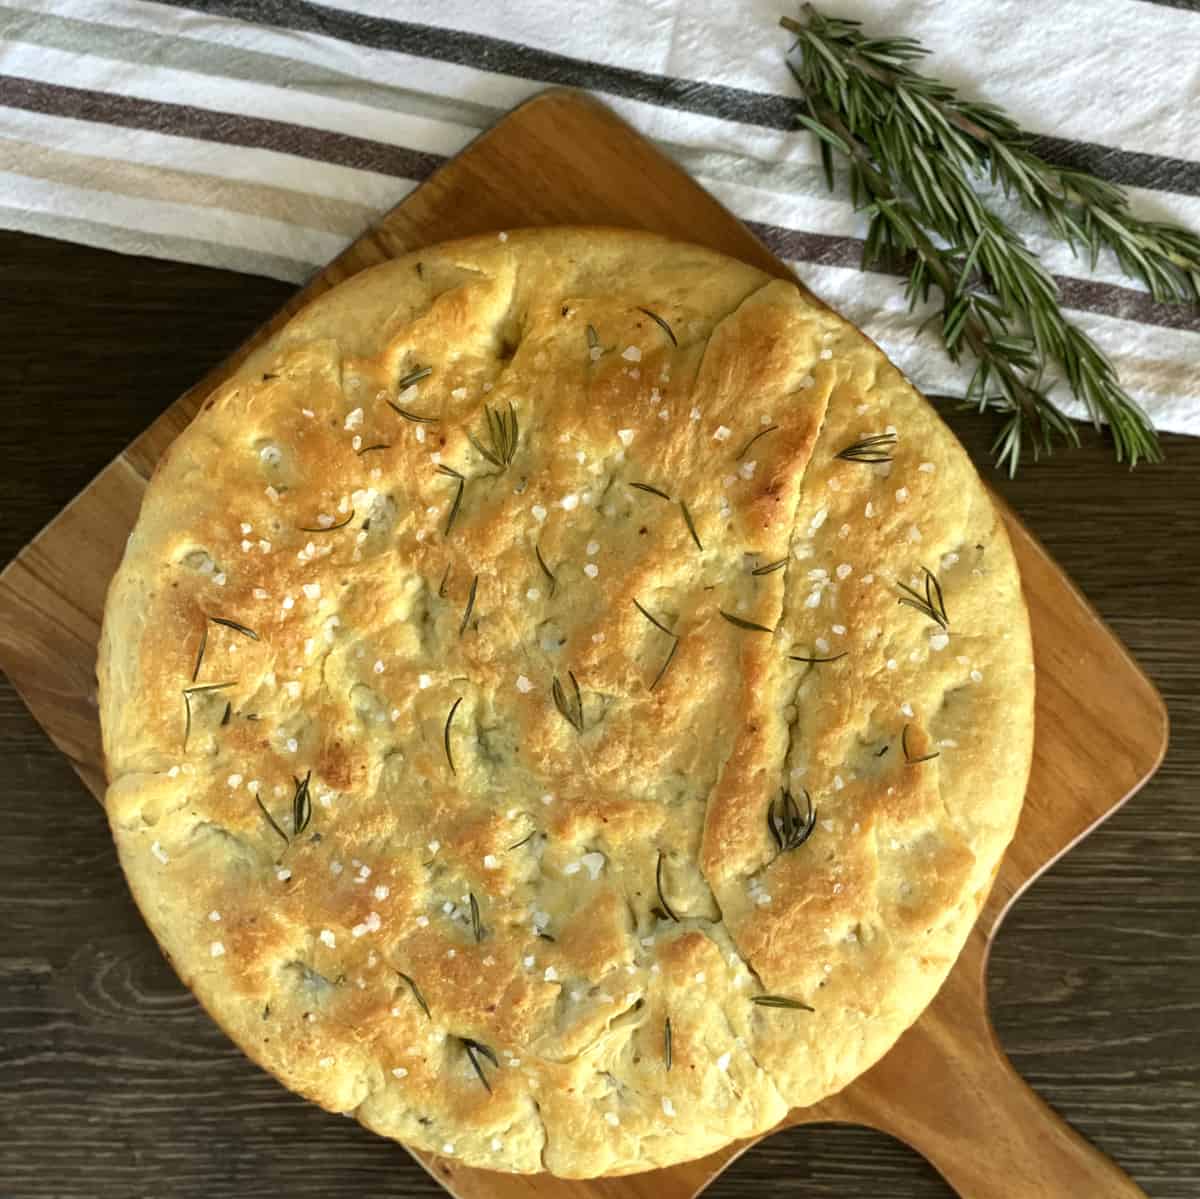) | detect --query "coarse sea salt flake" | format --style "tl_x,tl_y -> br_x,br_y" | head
150,841 -> 169,864
484,854 -> 499,869
621,345 -> 641,362
930,632 -> 950,651
717,1051 -> 732,1071
617,428 -> 635,446
210,941 -> 225,957
713,425 -> 731,442
516,675 -> 533,693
